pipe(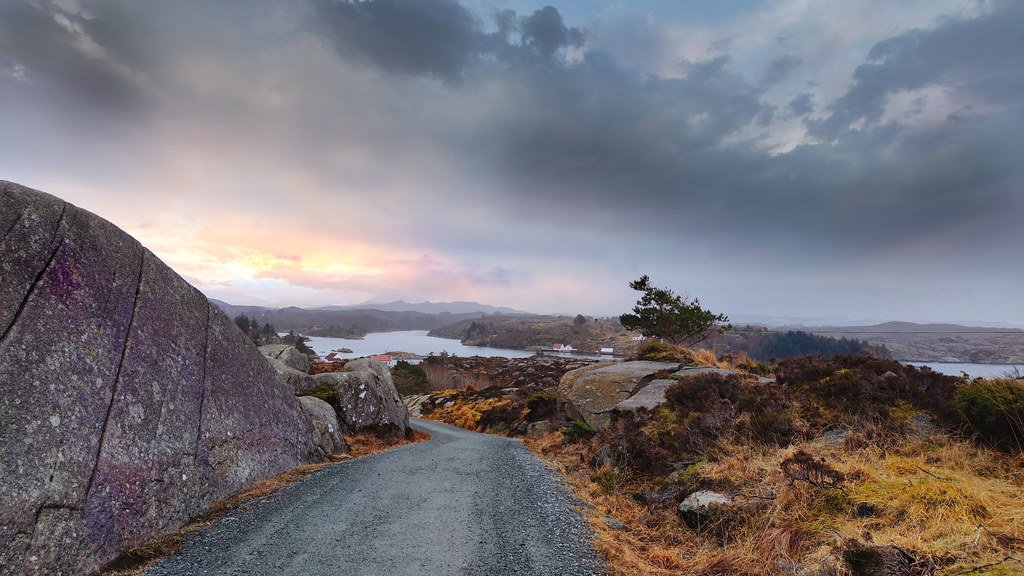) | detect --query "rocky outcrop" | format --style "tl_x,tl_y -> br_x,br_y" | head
614,366 -> 773,412
557,361 -> 680,429
299,396 -> 349,455
0,181 -> 326,576
260,344 -> 312,373
266,355 -> 318,396
314,358 -> 410,436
